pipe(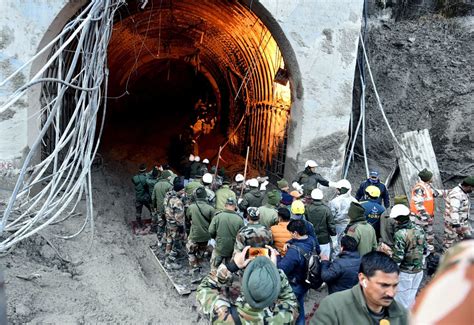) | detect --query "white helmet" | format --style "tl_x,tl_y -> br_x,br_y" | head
194,156 -> 201,162
336,179 -> 351,190
203,158 -> 210,164
202,173 -> 213,184
389,204 -> 410,219
235,173 -> 244,182
311,189 -> 323,200
189,154 -> 195,162
248,178 -> 259,188
305,160 -> 318,168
